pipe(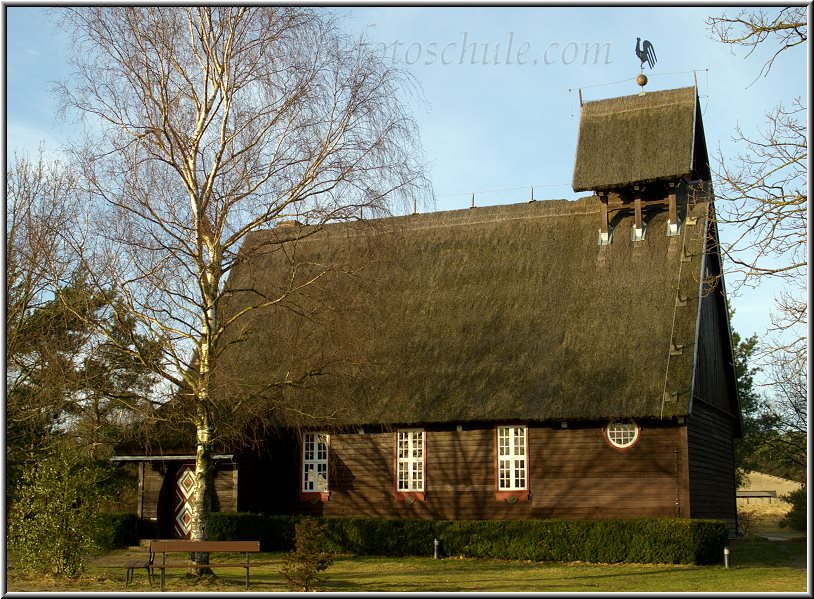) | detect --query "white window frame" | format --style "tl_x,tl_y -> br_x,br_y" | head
497,425 -> 528,491
605,420 -> 640,449
396,429 -> 425,493
301,432 -> 329,493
